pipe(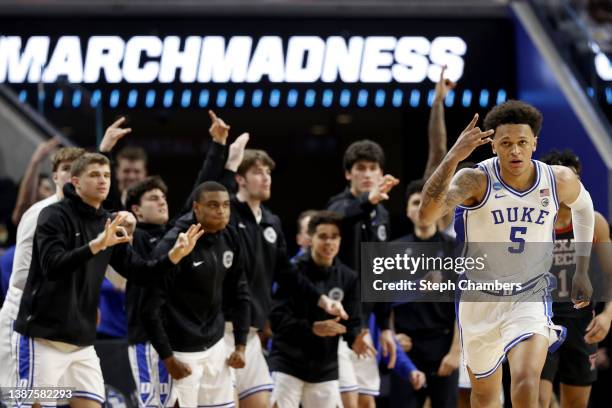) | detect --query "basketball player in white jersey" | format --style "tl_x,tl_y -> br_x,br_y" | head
0,147 -> 85,392
419,100 -> 595,408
